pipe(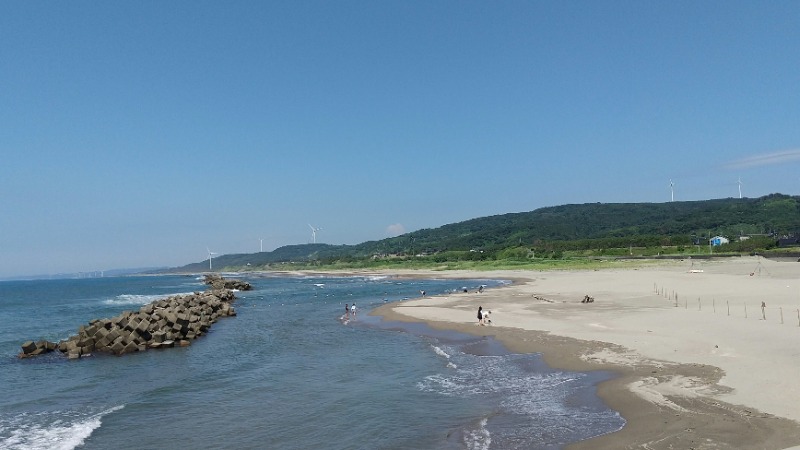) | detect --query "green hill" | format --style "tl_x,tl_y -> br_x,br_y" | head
167,193 -> 800,272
